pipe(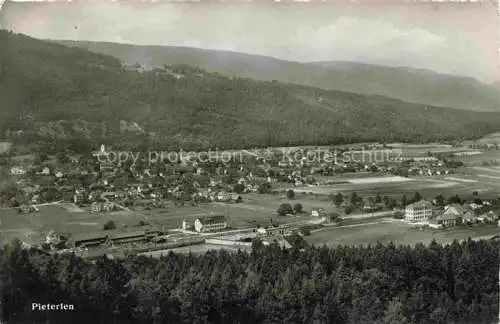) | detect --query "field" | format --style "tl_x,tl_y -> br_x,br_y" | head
295,165 -> 500,200
387,144 -> 469,158
347,176 -> 413,184
0,204 -> 148,245
457,150 -> 500,166
0,192 -> 329,246
306,221 -> 499,247
315,172 -> 385,183
142,194 -> 324,229
292,177 -> 459,197
453,167 -> 500,194
0,142 -> 11,154
2,145 -> 500,249
475,132 -> 500,144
